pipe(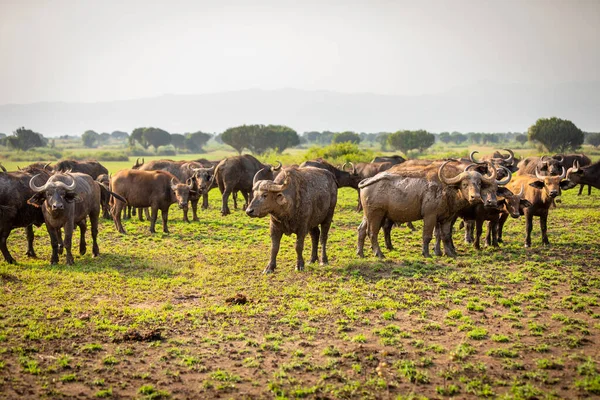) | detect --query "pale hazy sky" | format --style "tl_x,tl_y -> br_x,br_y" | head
1,0 -> 599,104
